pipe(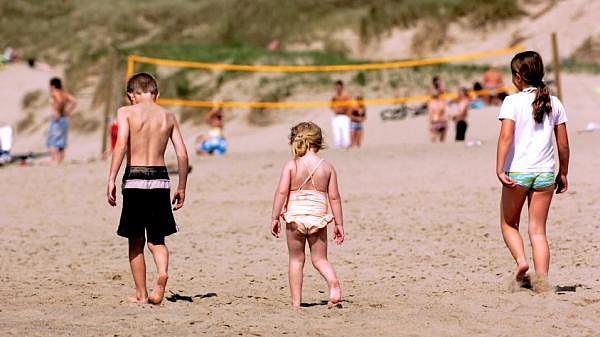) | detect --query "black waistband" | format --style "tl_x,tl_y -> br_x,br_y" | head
123,166 -> 169,180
